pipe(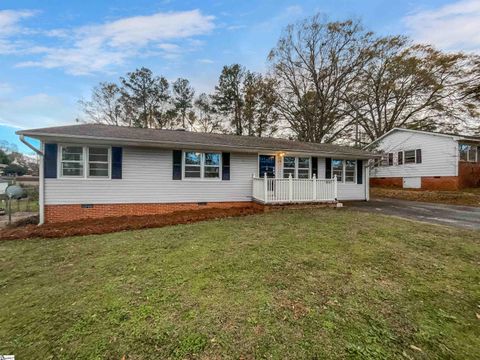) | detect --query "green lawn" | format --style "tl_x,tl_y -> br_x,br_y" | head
1,209 -> 479,359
